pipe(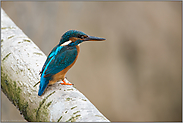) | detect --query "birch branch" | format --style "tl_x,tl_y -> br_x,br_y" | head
1,8 -> 110,122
